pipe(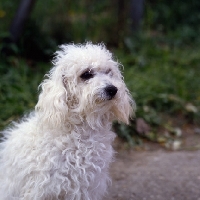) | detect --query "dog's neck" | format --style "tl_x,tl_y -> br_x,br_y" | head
36,108 -> 114,135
